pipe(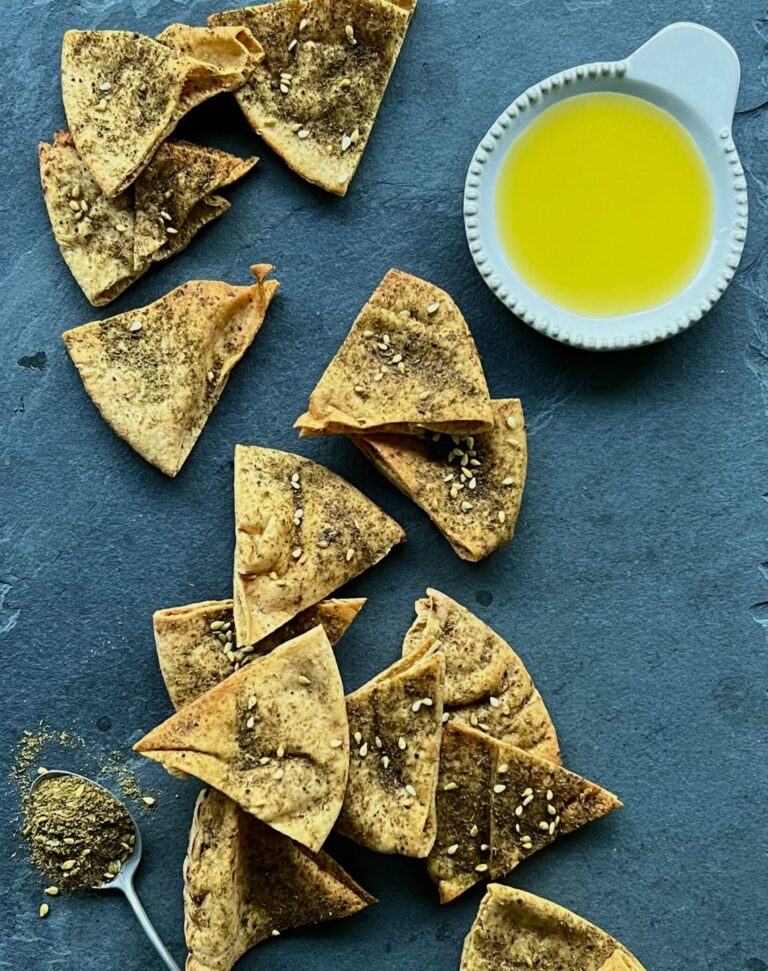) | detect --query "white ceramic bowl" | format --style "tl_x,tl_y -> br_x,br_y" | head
464,22 -> 747,350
